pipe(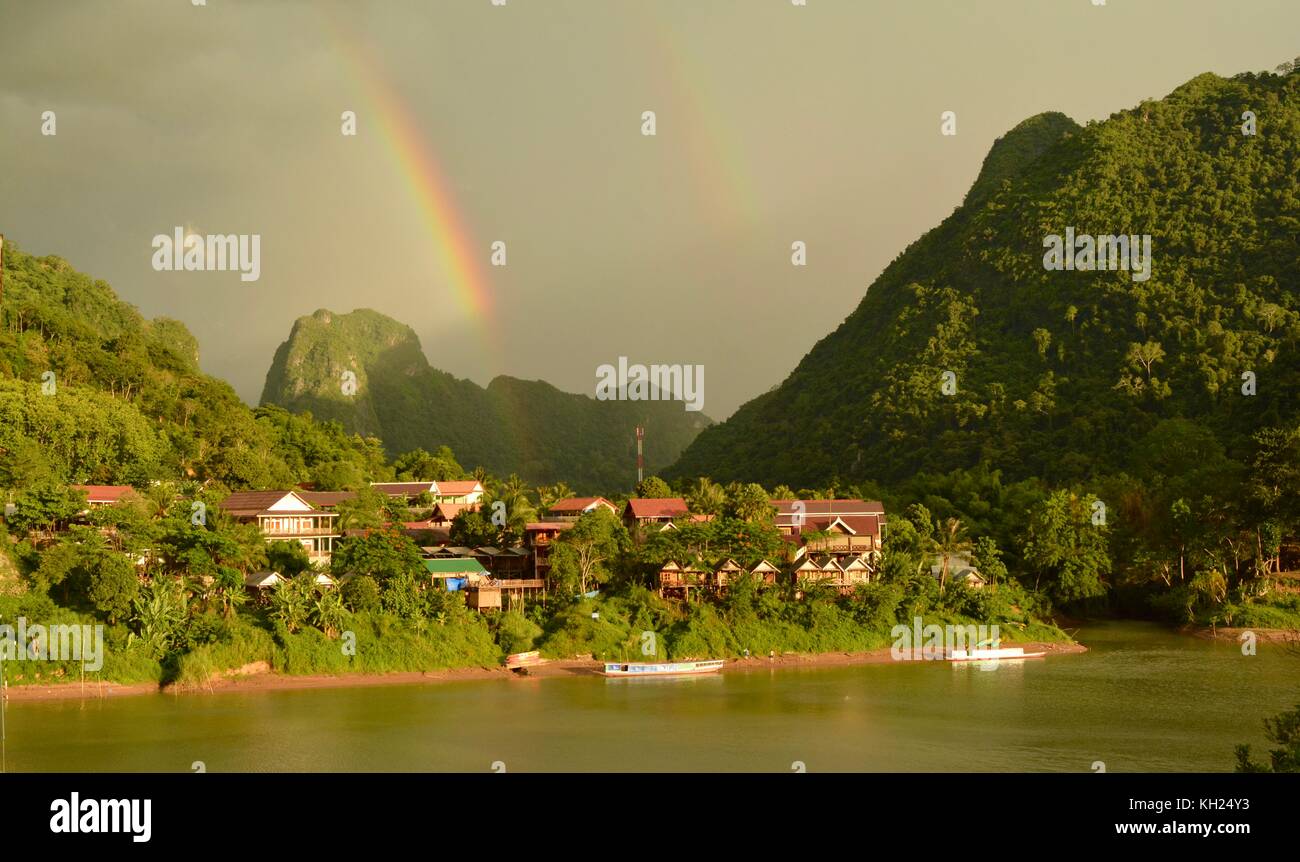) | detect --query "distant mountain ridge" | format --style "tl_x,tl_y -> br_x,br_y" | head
260,309 -> 711,491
